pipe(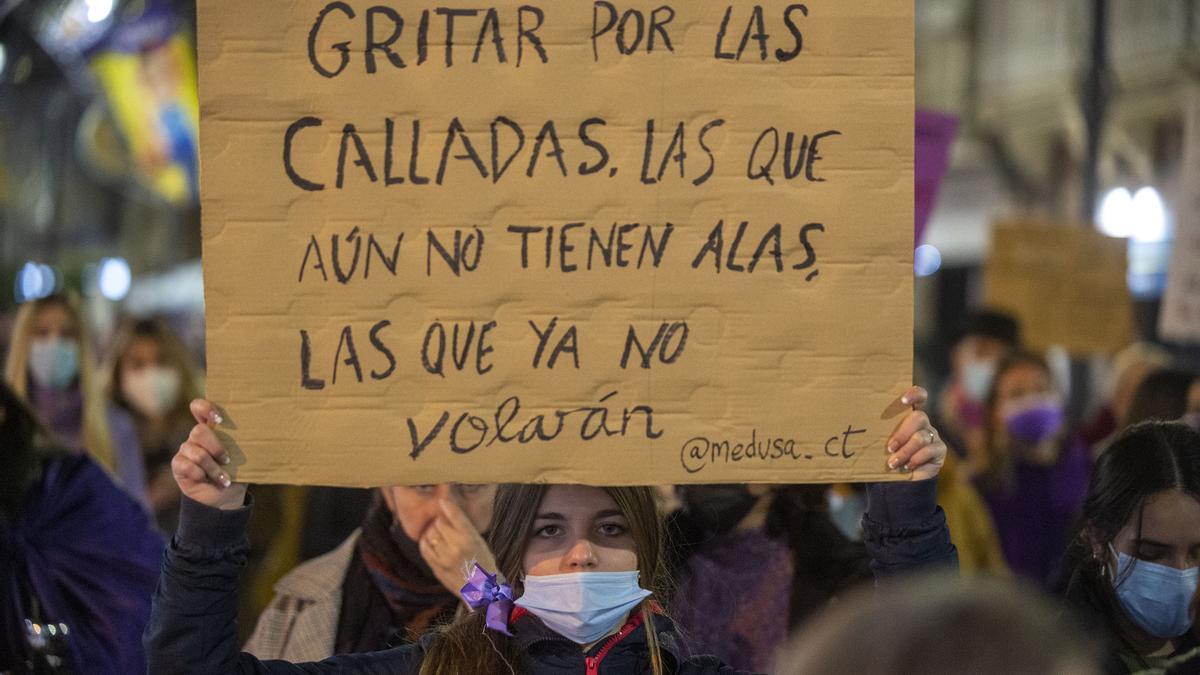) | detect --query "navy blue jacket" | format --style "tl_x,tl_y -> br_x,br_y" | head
144,480 -> 956,674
